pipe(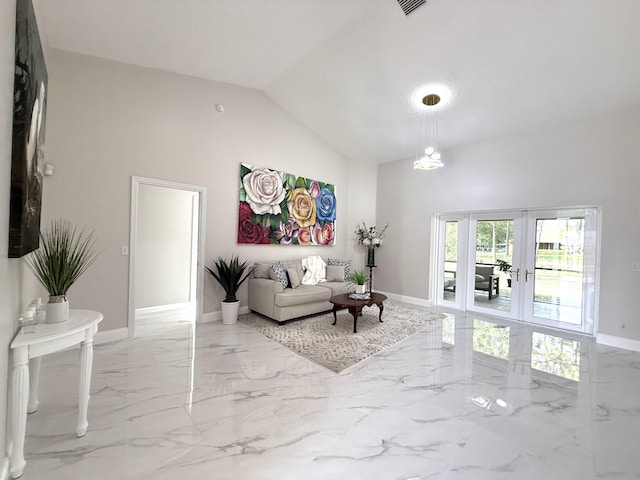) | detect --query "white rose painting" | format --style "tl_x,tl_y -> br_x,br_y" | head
238,163 -> 336,245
